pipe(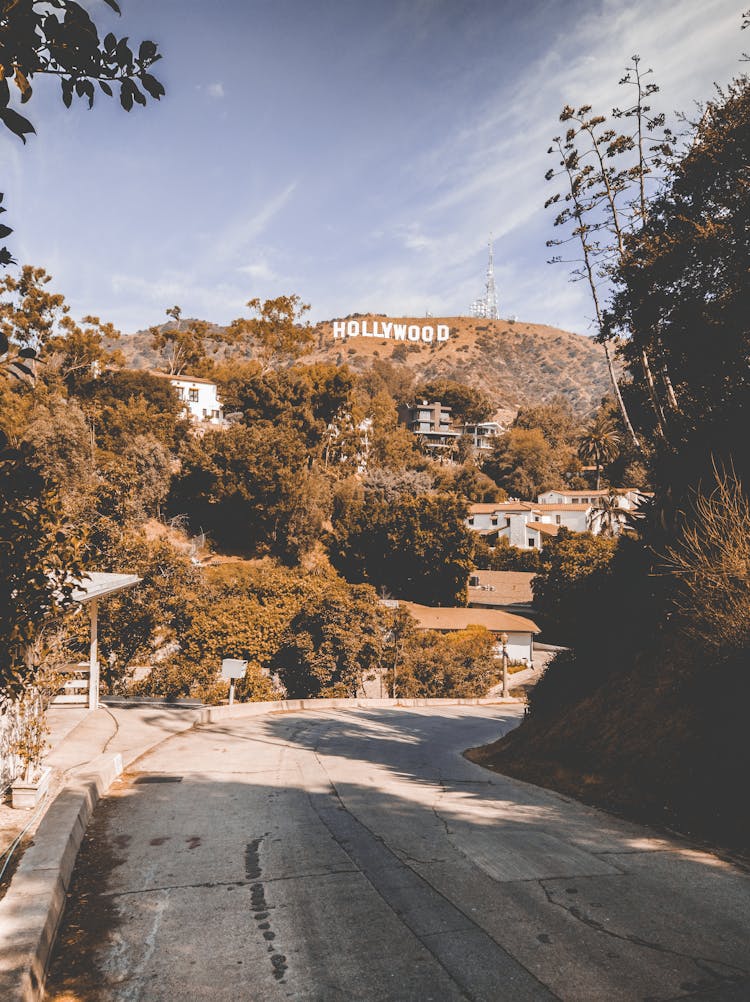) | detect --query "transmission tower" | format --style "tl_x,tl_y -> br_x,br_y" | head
470,237 -> 499,319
